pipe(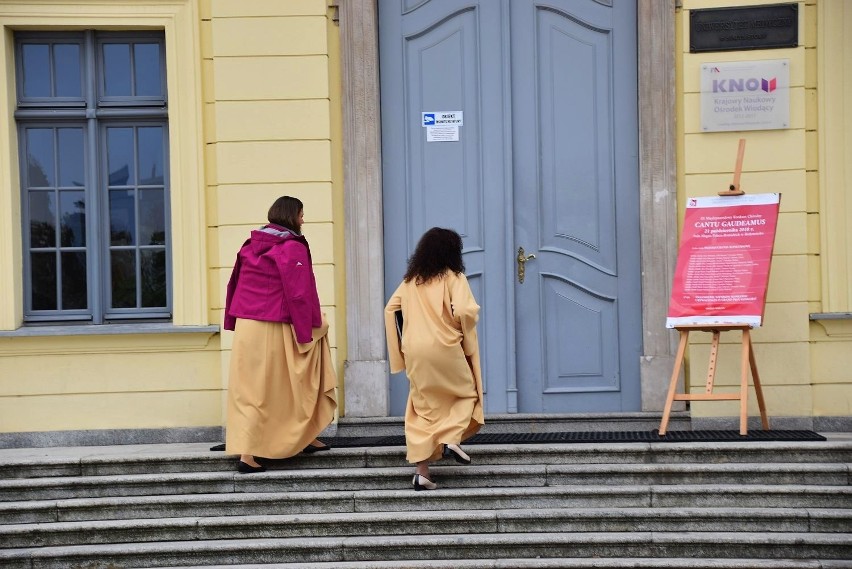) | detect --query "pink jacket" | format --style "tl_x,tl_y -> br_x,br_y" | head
224,224 -> 321,344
